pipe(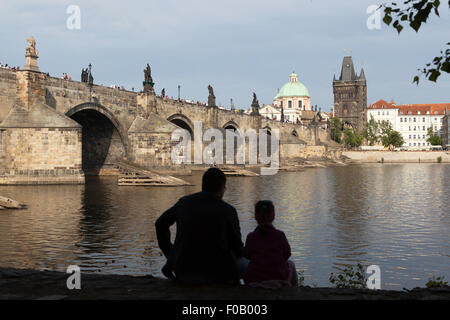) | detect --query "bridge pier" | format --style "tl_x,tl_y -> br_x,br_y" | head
0,62 -> 84,184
